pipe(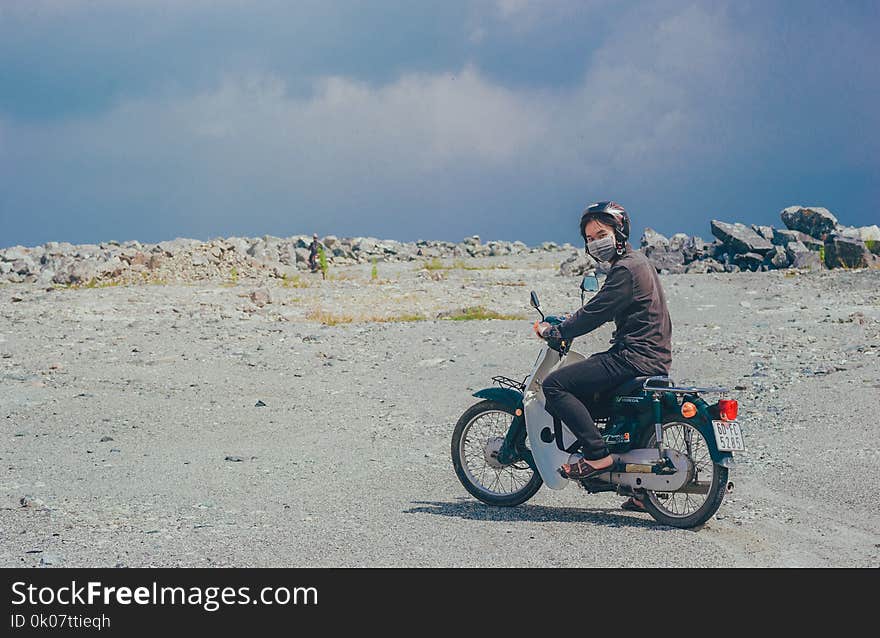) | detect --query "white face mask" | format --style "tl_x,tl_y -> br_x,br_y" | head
586,235 -> 618,262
